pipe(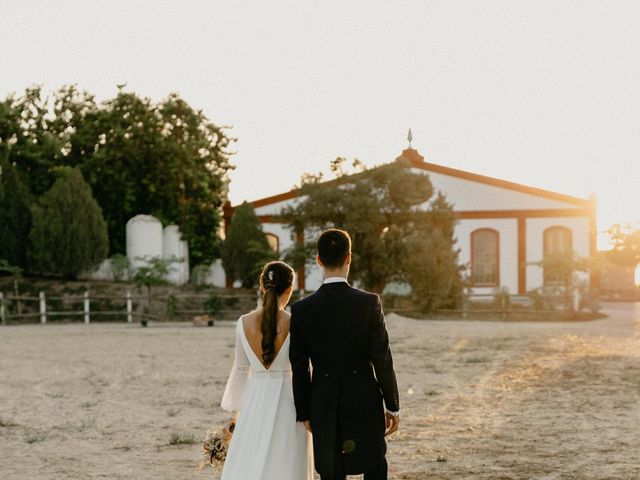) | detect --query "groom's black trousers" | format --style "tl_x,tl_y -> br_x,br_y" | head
321,458 -> 388,480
